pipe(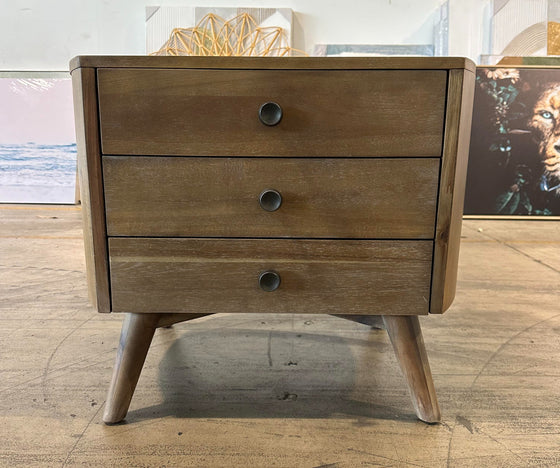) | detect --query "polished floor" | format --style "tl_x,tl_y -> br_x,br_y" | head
0,204 -> 559,467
